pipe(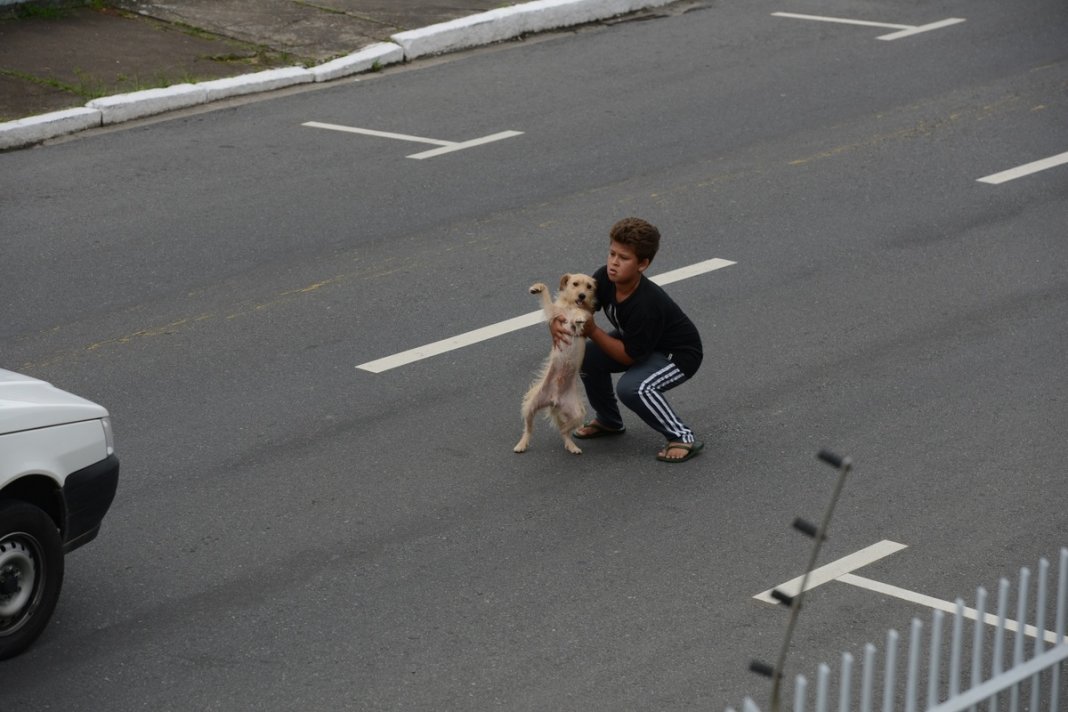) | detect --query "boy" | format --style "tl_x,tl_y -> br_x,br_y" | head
551,217 -> 704,463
